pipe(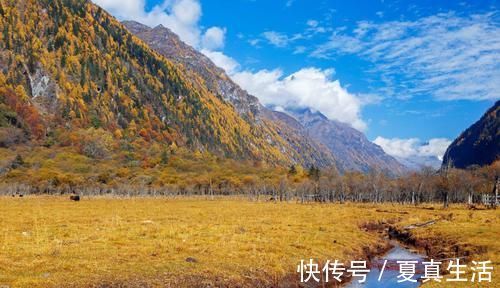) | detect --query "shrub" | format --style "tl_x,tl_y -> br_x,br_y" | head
0,127 -> 26,147
77,128 -> 114,159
